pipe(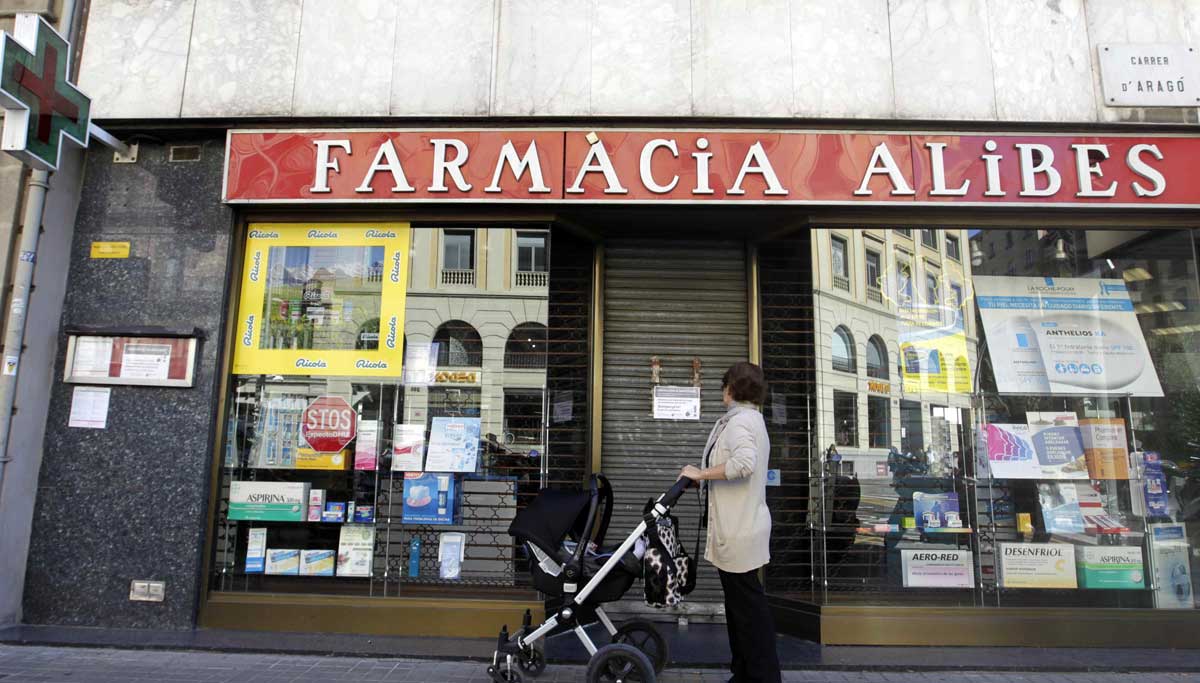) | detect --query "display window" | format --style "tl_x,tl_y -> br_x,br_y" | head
210,225 -> 583,599
809,226 -> 1199,611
